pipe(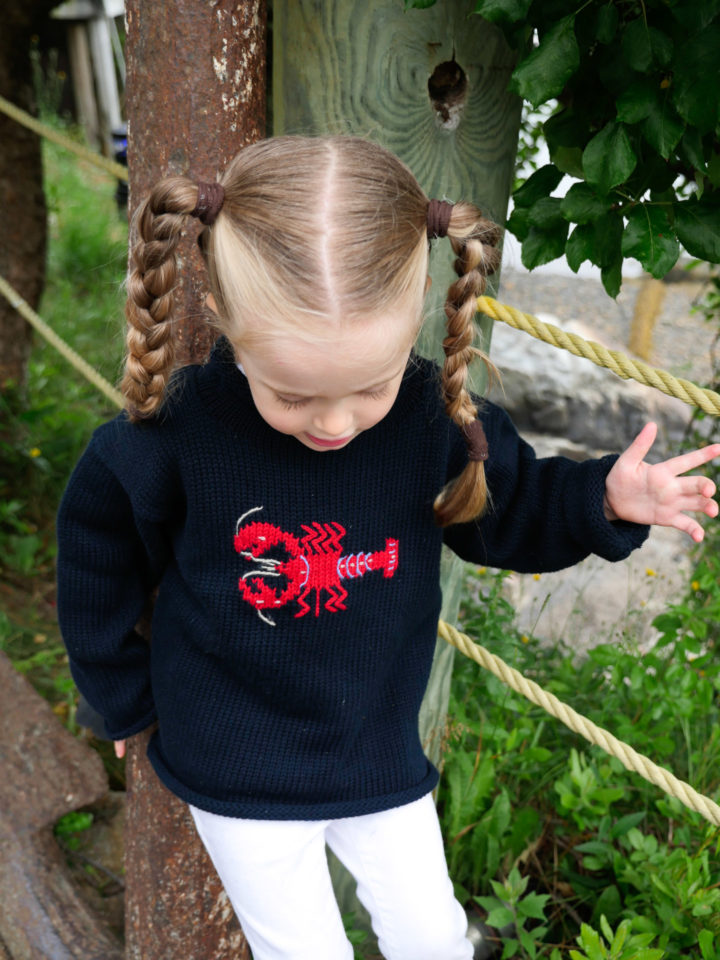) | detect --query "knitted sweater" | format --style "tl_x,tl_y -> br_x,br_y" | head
57,340 -> 648,820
